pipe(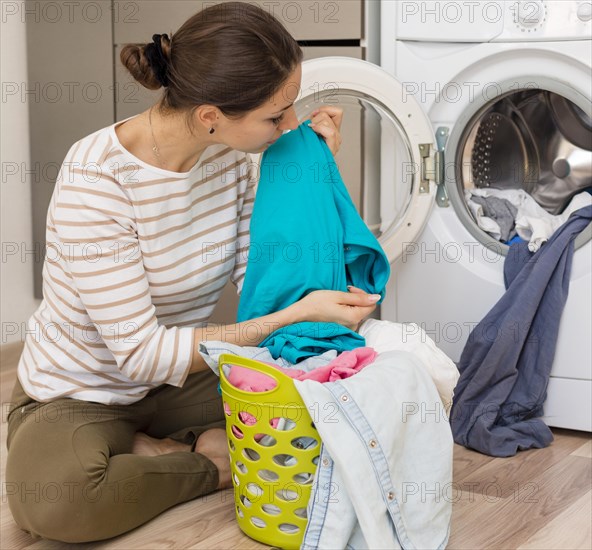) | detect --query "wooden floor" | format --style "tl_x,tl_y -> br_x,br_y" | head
1,341 -> 590,549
